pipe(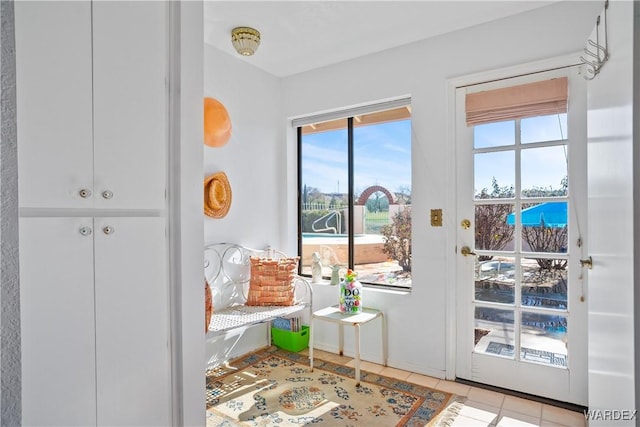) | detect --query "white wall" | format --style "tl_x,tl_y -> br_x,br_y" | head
281,1 -> 602,377
203,46 -> 285,361
204,46 -> 283,249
